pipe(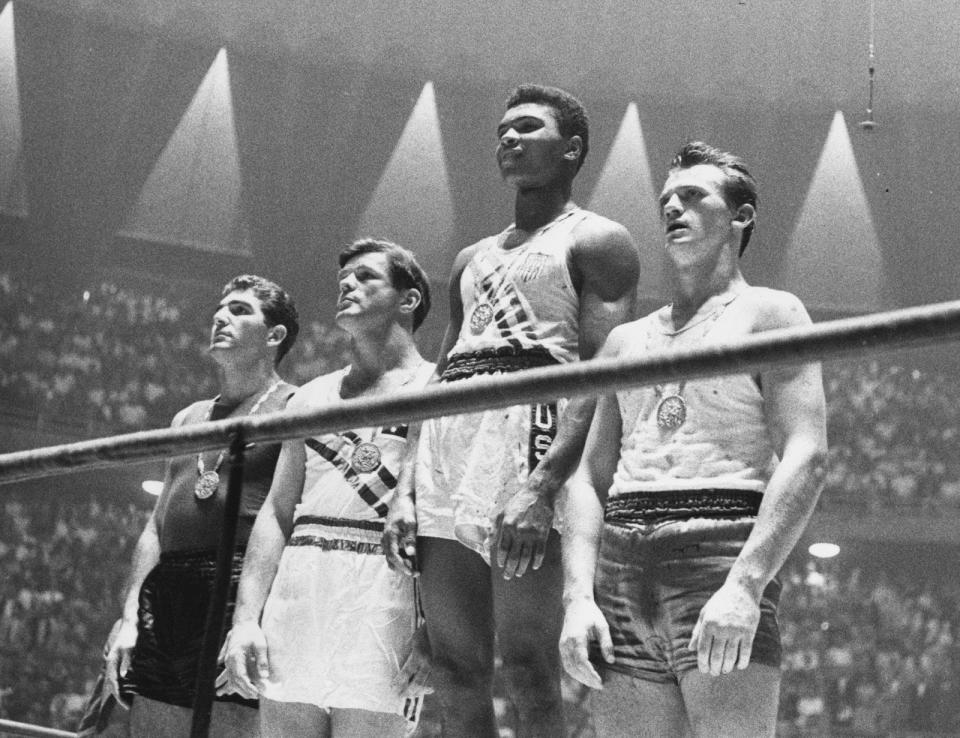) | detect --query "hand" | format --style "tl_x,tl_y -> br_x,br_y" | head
559,598 -> 614,690
104,619 -> 139,708
391,623 -> 434,698
216,622 -> 270,700
383,495 -> 419,577
493,488 -> 554,579
688,582 -> 761,676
